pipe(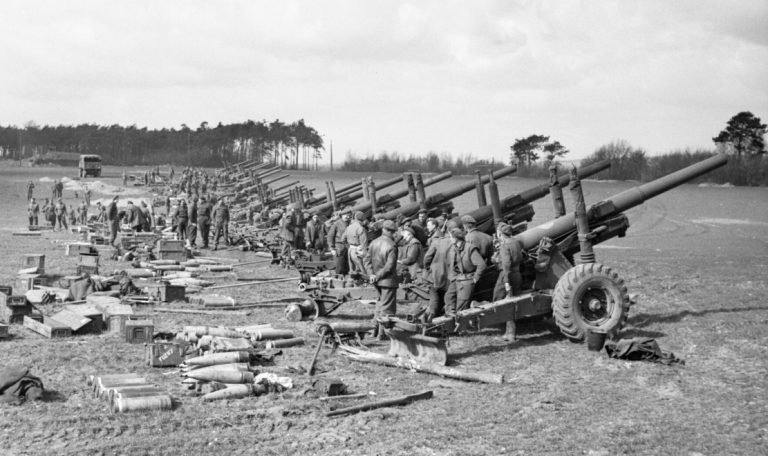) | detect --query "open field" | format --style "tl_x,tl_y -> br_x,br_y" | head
1,163 -> 767,455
